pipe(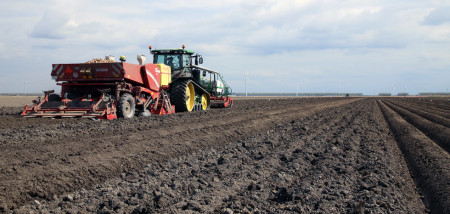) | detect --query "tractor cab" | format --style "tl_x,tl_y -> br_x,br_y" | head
150,46 -> 203,72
